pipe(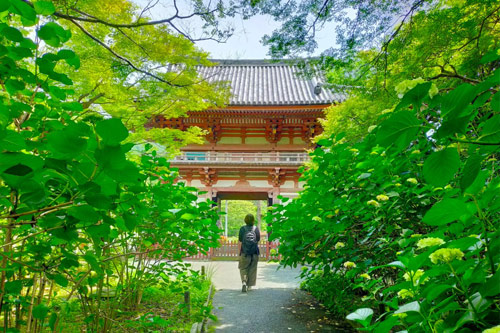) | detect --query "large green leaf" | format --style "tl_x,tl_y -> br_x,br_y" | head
376,111 -> 421,151
440,83 -> 478,118
395,301 -> 420,314
9,0 -> 37,21
423,148 -> 460,187
34,1 -> 55,15
32,304 -> 49,320
460,154 -> 483,192
46,128 -> 87,157
422,198 -> 470,226
346,308 -> 373,327
2,26 -> 24,42
395,82 -> 432,111
96,118 -> 129,146
480,270 -> 500,297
